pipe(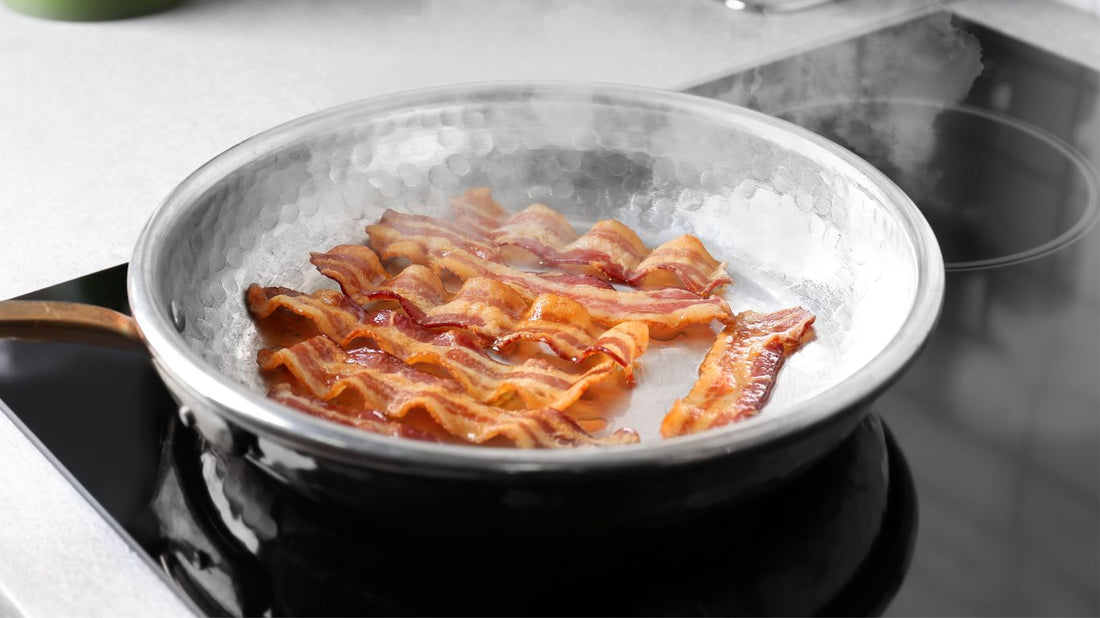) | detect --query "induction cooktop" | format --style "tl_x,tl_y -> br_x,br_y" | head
2,9 -> 1098,616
